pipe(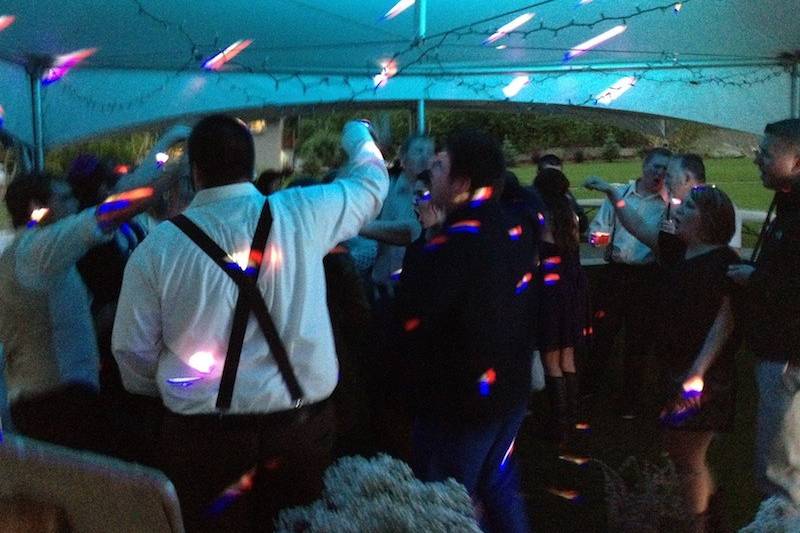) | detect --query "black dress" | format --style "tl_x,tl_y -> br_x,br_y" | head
659,246 -> 741,432
537,240 -> 590,352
